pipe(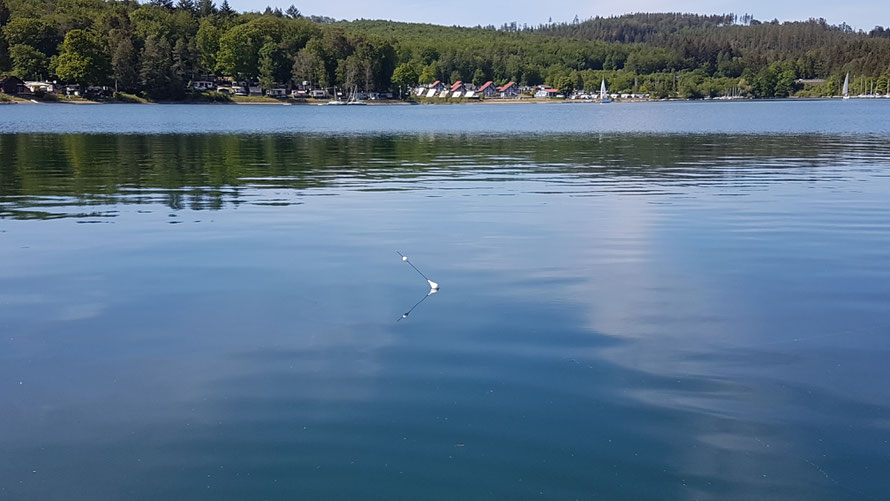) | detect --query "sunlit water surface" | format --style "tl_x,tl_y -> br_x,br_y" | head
1,102 -> 889,500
